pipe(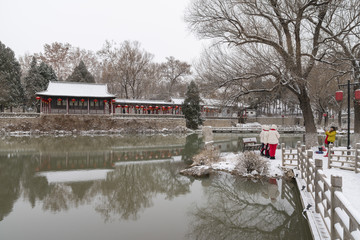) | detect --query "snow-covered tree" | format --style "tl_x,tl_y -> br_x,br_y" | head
183,81 -> 202,129
24,57 -> 57,109
67,60 -> 95,83
0,41 -> 23,112
186,0 -> 360,145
